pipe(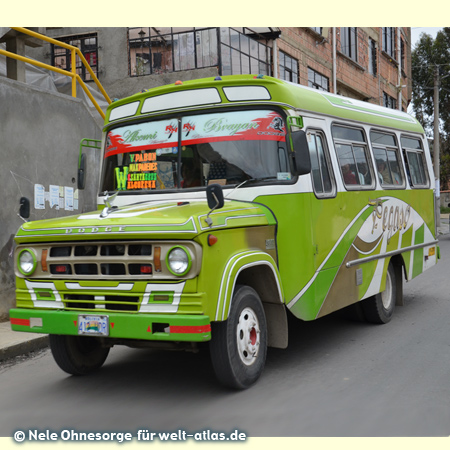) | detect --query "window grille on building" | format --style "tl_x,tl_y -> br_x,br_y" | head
368,38 -> 377,76
128,27 -> 218,76
308,67 -> 329,91
382,27 -> 395,58
51,33 -> 98,81
279,51 -> 298,83
218,28 -> 271,76
128,27 -> 271,77
383,92 -> 397,109
340,27 -> 357,61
